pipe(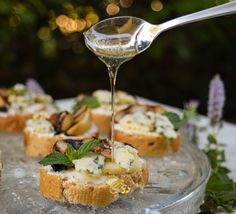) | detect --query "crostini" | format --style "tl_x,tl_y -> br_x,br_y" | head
114,105 -> 181,156
24,106 -> 98,157
0,83 -> 57,132
39,138 -> 149,208
73,90 -> 137,134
